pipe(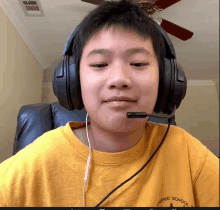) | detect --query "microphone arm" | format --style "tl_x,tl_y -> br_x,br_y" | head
126,106 -> 176,119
